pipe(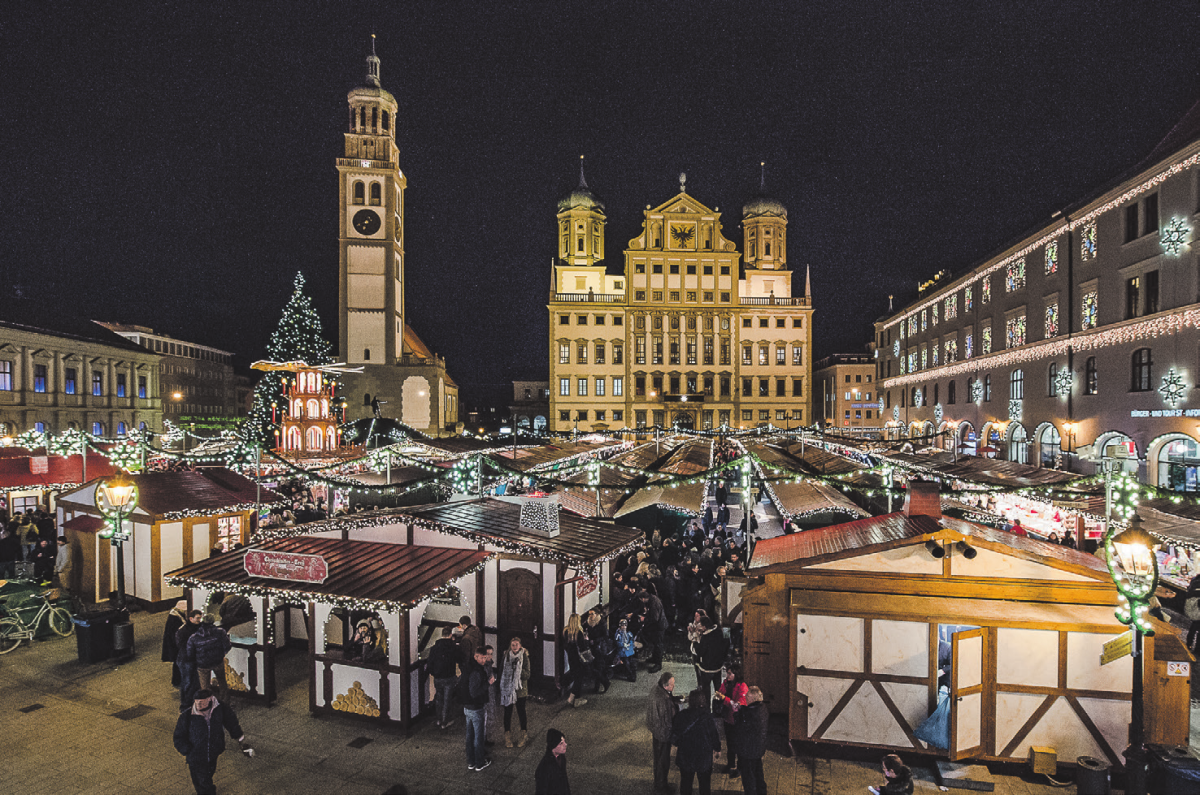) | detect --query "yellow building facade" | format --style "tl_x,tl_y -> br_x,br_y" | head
548,170 -> 813,433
